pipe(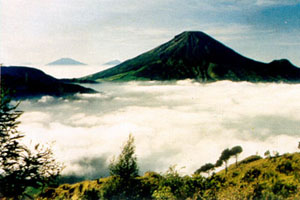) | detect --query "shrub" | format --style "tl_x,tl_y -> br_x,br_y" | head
152,186 -> 176,200
83,188 -> 100,200
240,155 -> 262,164
242,168 -> 261,183
276,161 -> 293,174
272,180 -> 297,197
